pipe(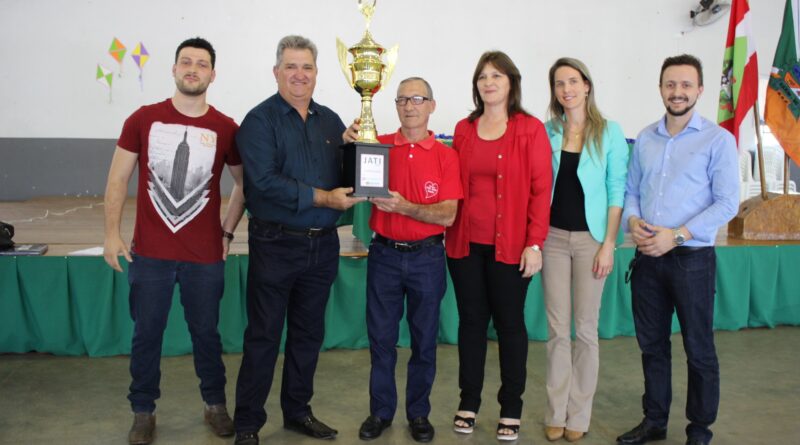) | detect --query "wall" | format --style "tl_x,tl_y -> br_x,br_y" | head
0,0 -> 788,199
